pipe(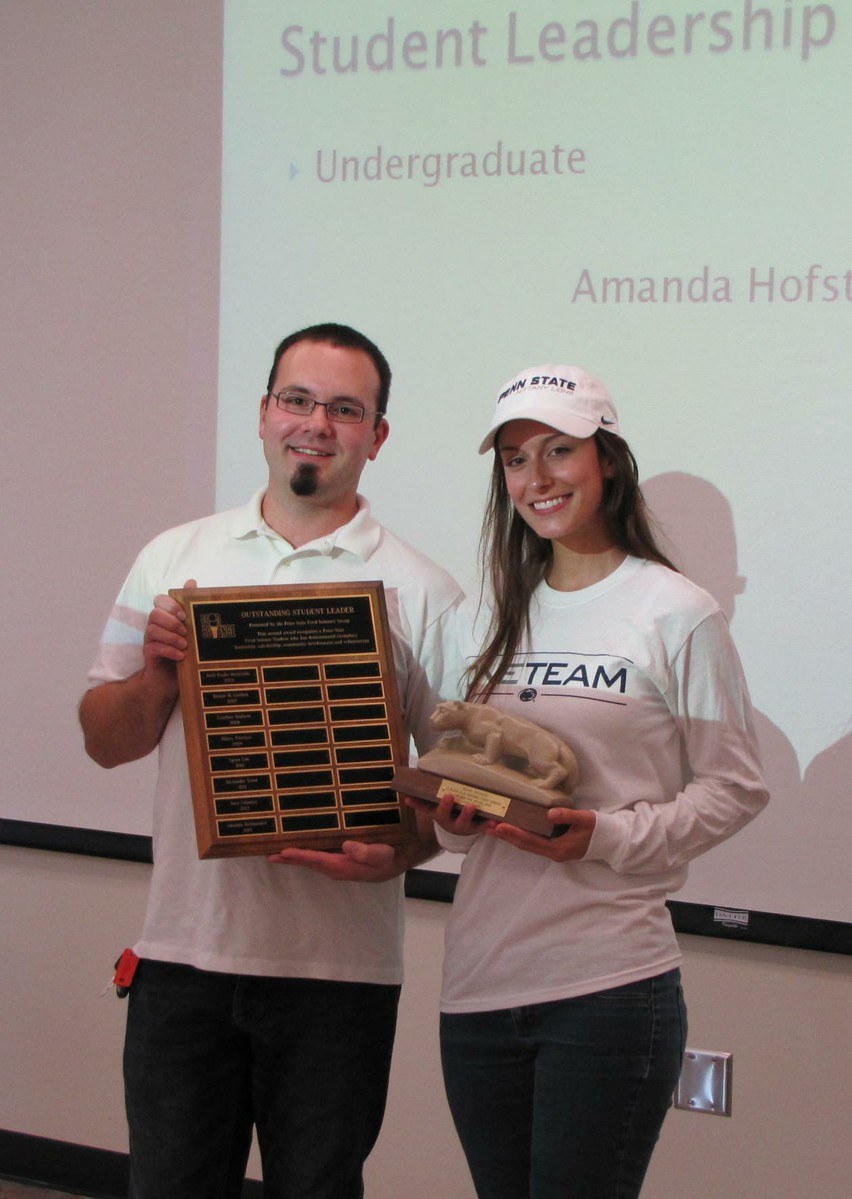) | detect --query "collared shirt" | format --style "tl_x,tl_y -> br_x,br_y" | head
88,492 -> 462,982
